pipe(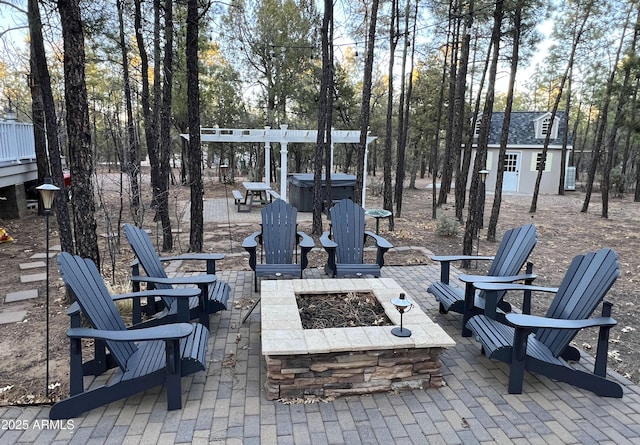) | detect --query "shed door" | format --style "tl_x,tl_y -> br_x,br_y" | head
503,152 -> 520,192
